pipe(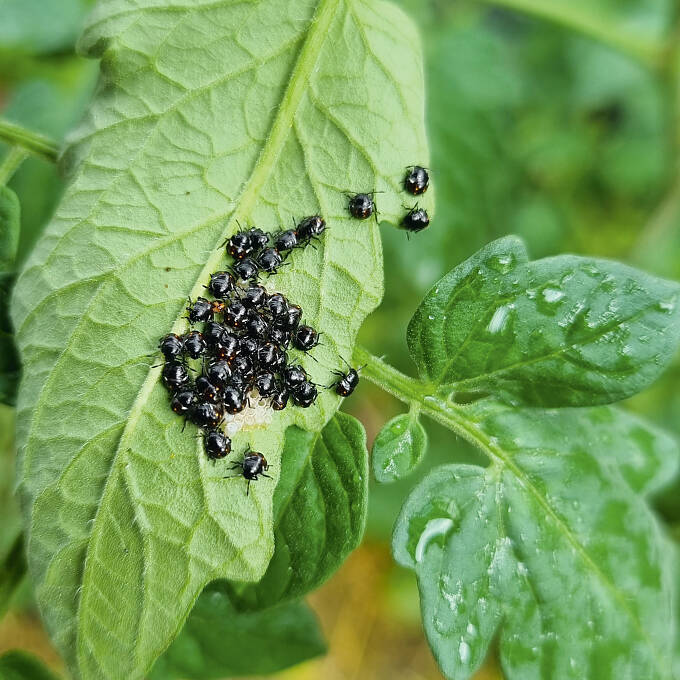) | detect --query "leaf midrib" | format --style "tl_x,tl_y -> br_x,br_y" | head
75,0 -> 342,669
